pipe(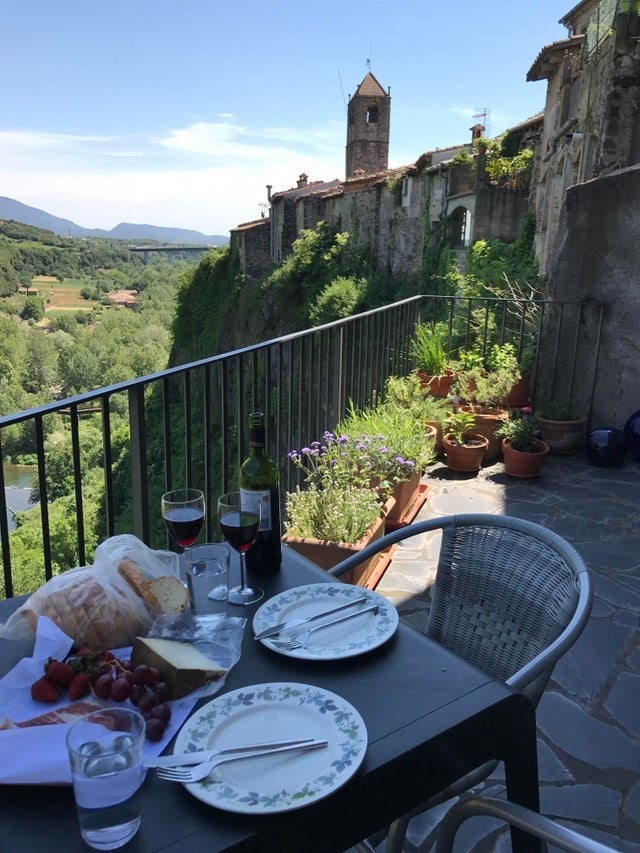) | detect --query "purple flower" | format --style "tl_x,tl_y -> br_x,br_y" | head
288,450 -> 299,459
301,446 -> 311,455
